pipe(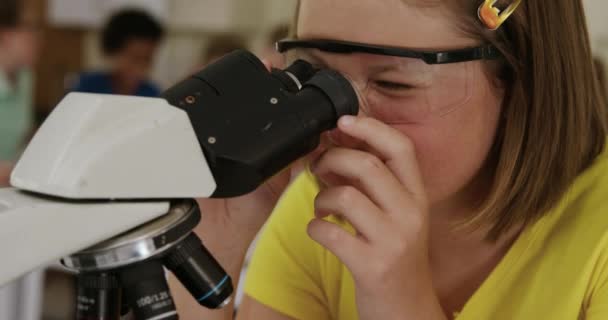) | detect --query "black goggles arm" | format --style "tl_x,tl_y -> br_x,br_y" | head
276,39 -> 501,65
